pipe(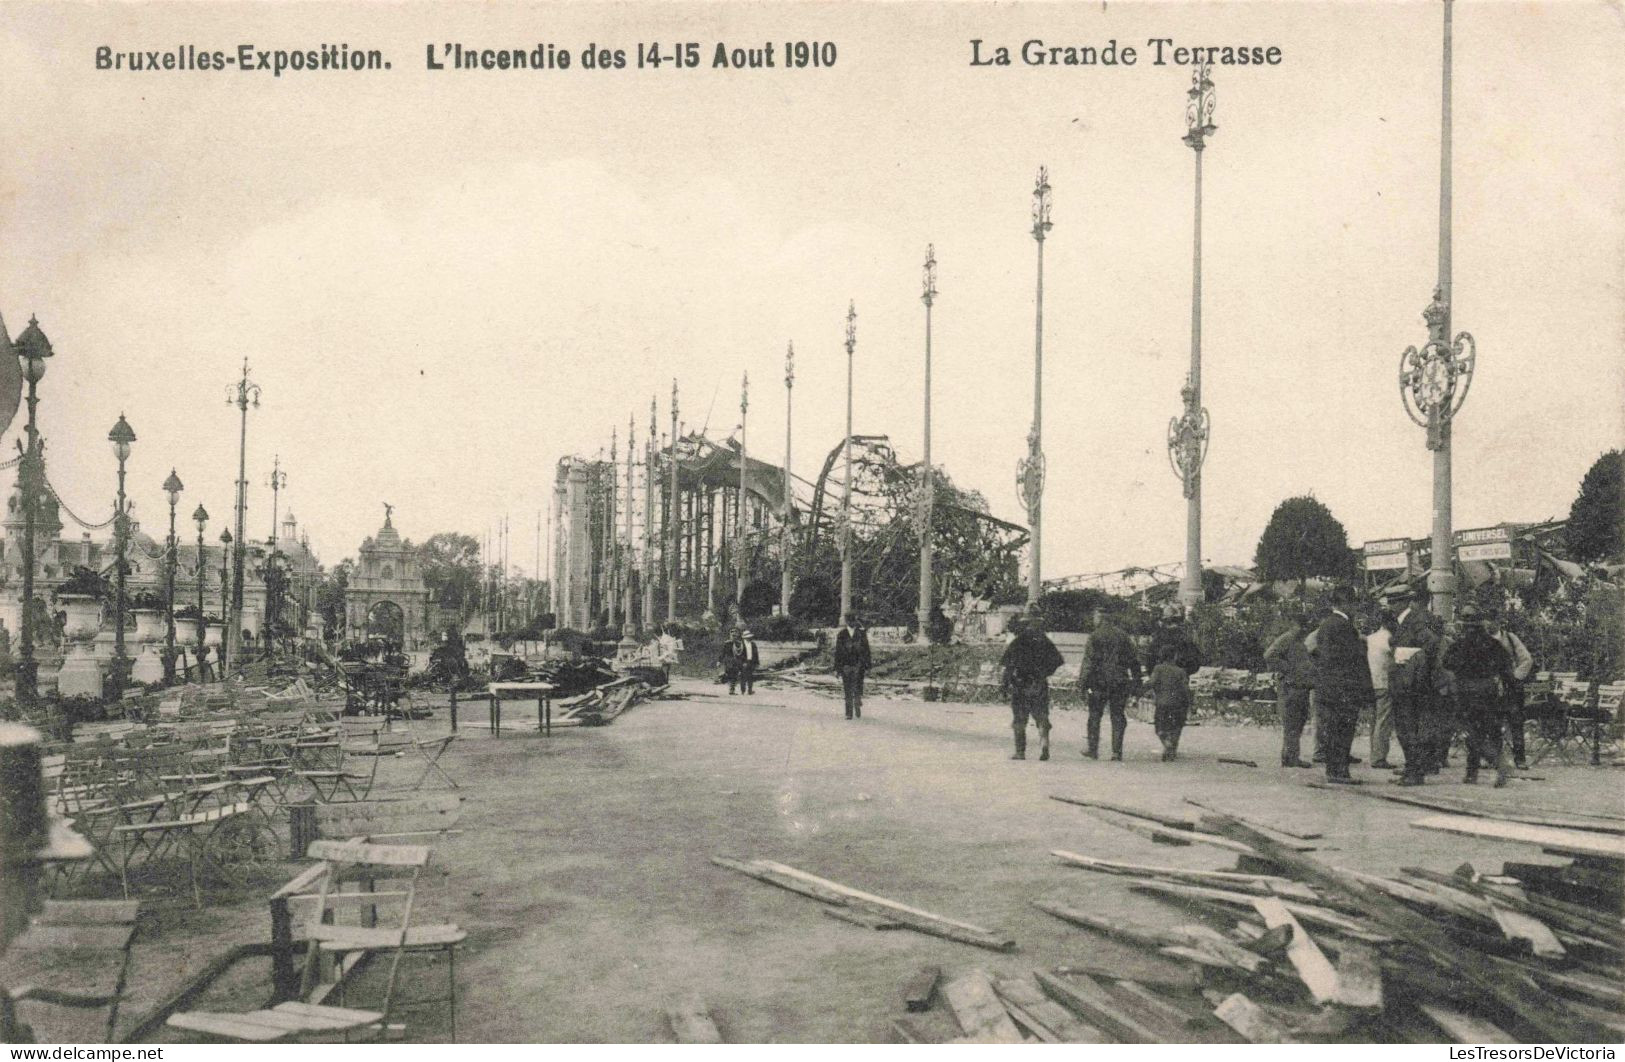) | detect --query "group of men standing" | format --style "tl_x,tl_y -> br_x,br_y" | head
1268,583 -> 1531,786
996,584 -> 1532,784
